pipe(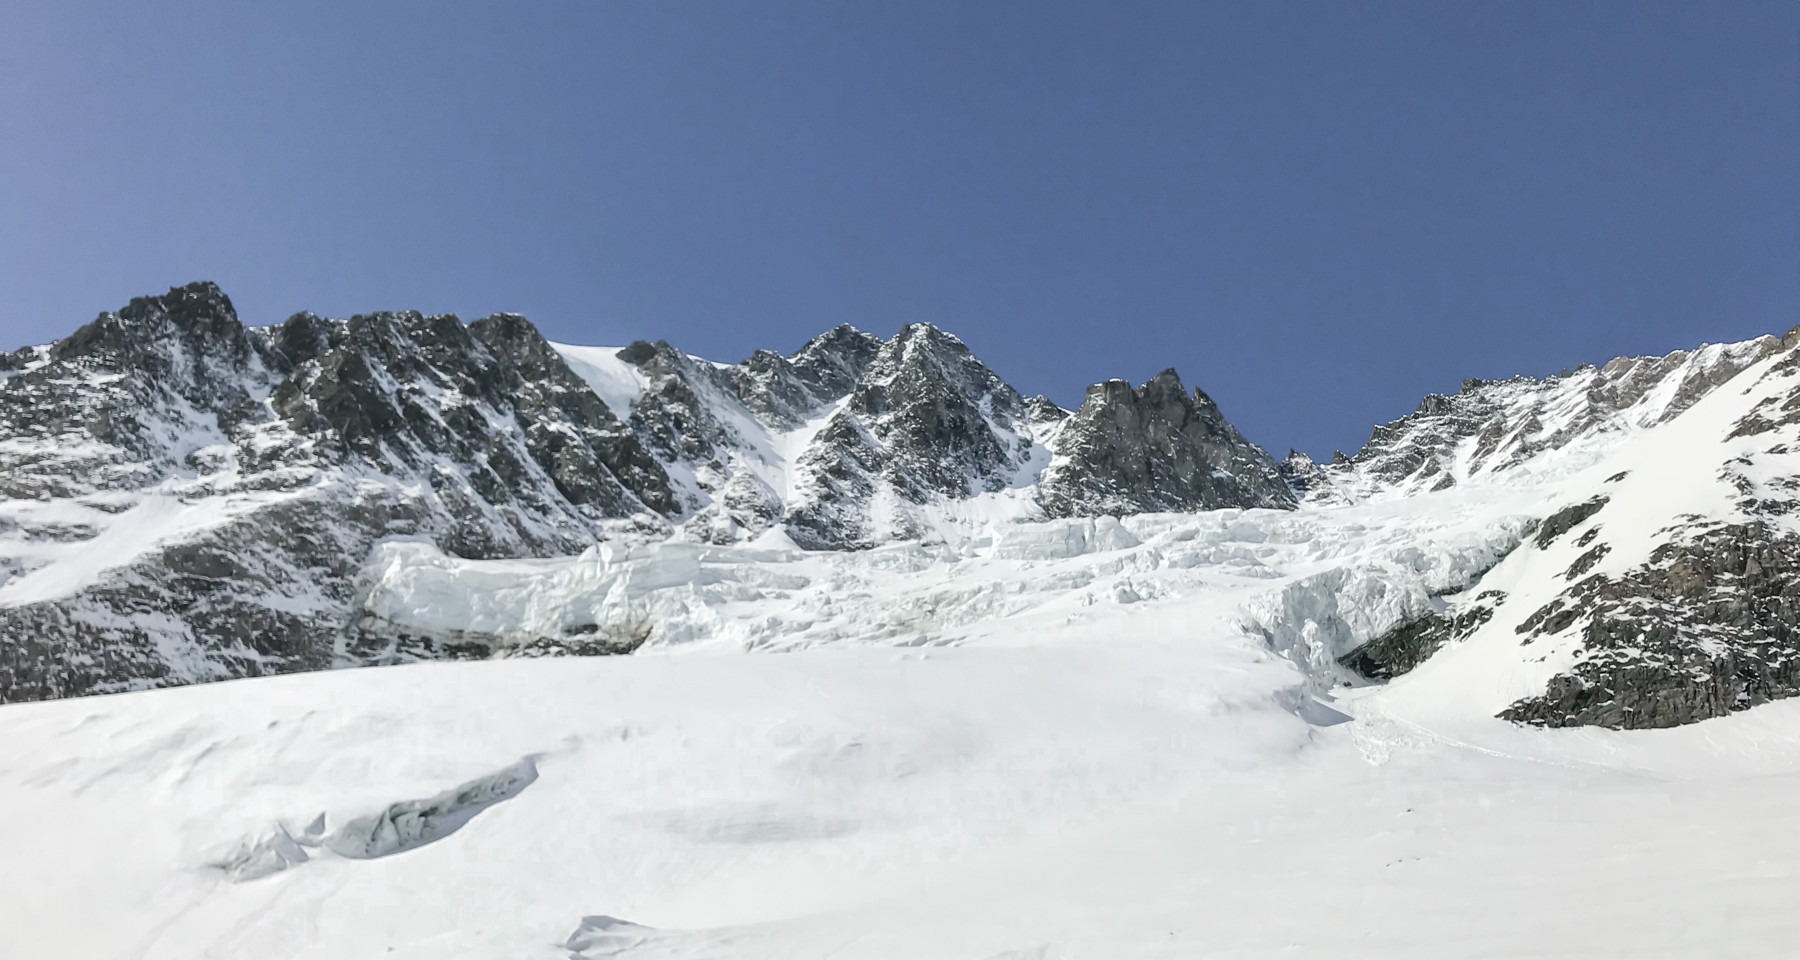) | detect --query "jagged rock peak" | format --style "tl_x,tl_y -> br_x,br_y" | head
617,338 -> 675,367
861,323 -> 1020,403
120,279 -> 237,329
270,311 -> 344,366
1038,367 -> 1294,519
52,280 -> 275,375
786,324 -> 883,398
850,321 -> 1030,496
266,306 -> 676,528
0,281 -> 296,548
1025,395 -> 1069,423
1279,448 -> 1329,498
